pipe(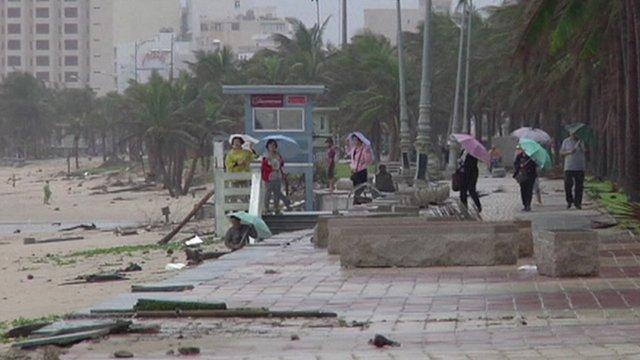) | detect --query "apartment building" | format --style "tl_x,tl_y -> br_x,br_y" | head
0,0 -> 91,88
